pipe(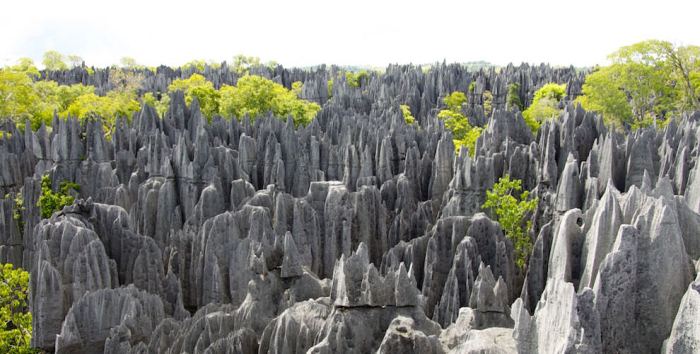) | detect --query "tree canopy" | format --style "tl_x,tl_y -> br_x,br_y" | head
219,75 -> 320,127
522,83 -> 566,132
576,40 -> 700,129
168,73 -> 221,119
438,91 -> 484,156
42,50 -> 67,71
